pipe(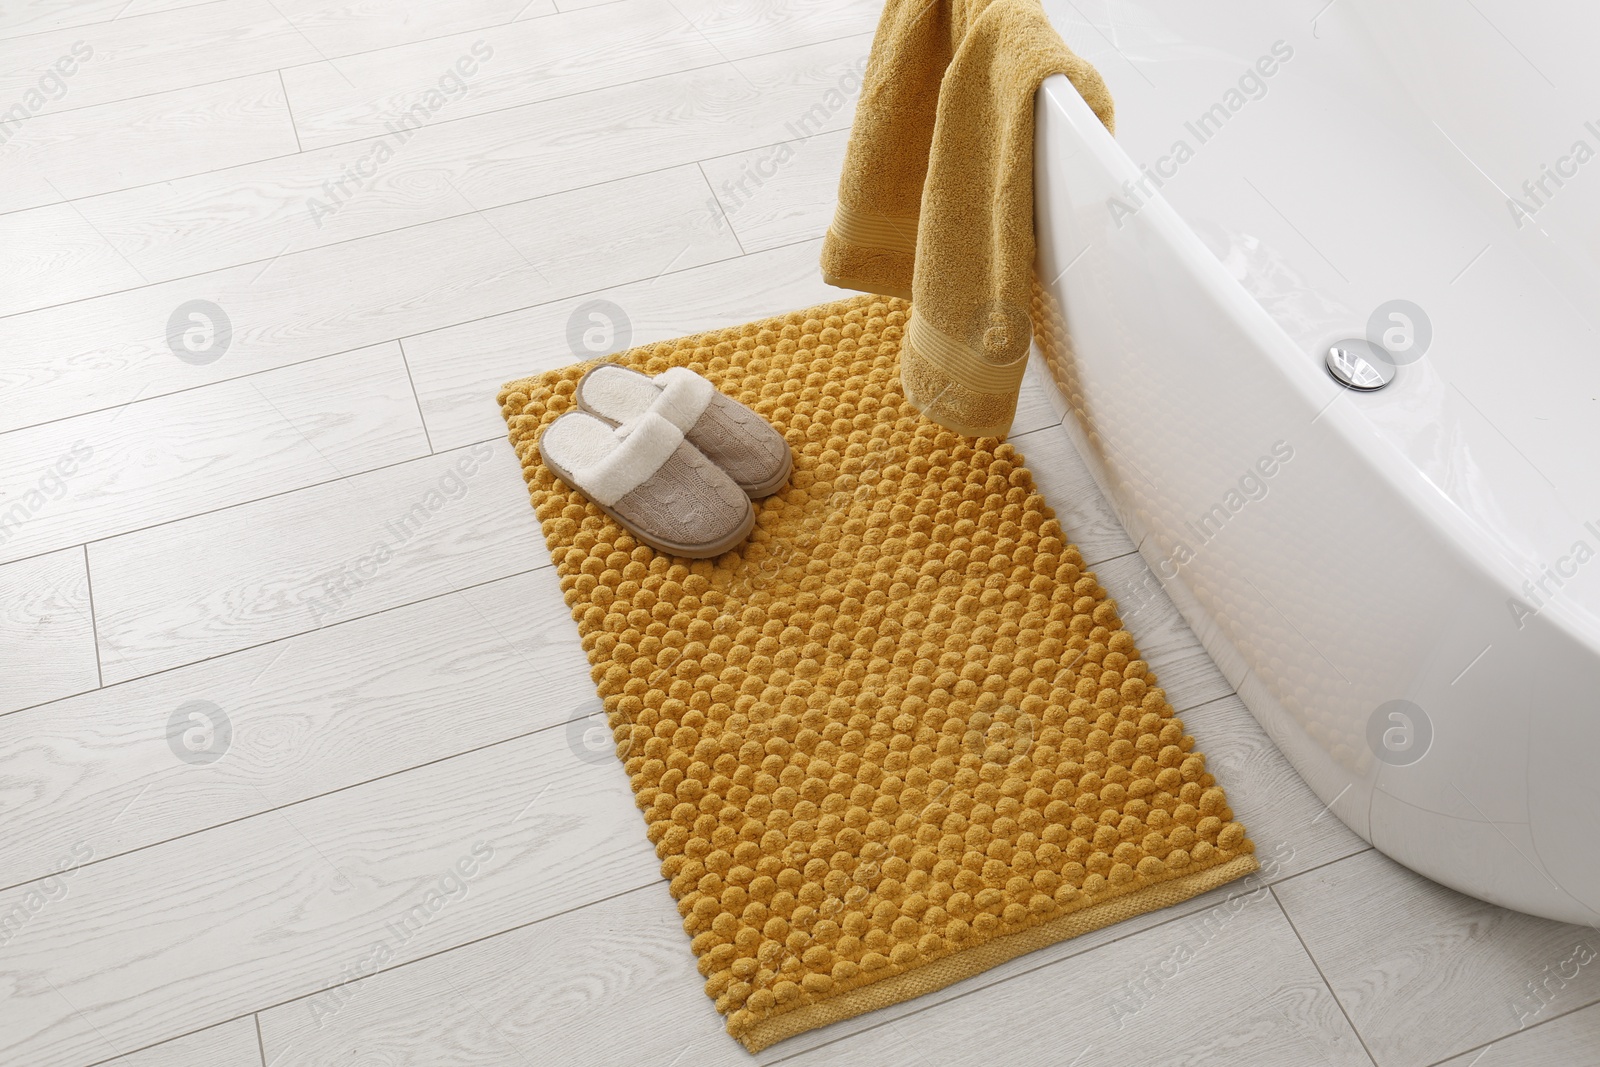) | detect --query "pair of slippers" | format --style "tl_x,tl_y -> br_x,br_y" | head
539,365 -> 792,558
